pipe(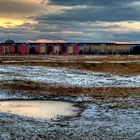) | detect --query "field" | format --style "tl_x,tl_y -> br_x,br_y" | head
0,55 -> 140,139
